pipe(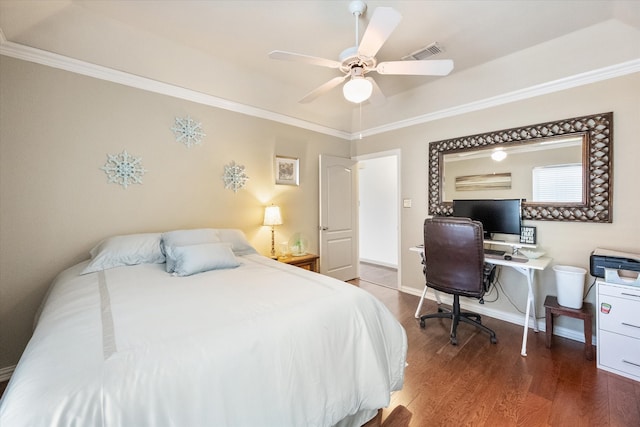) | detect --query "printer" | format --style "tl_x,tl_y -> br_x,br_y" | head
590,248 -> 640,279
